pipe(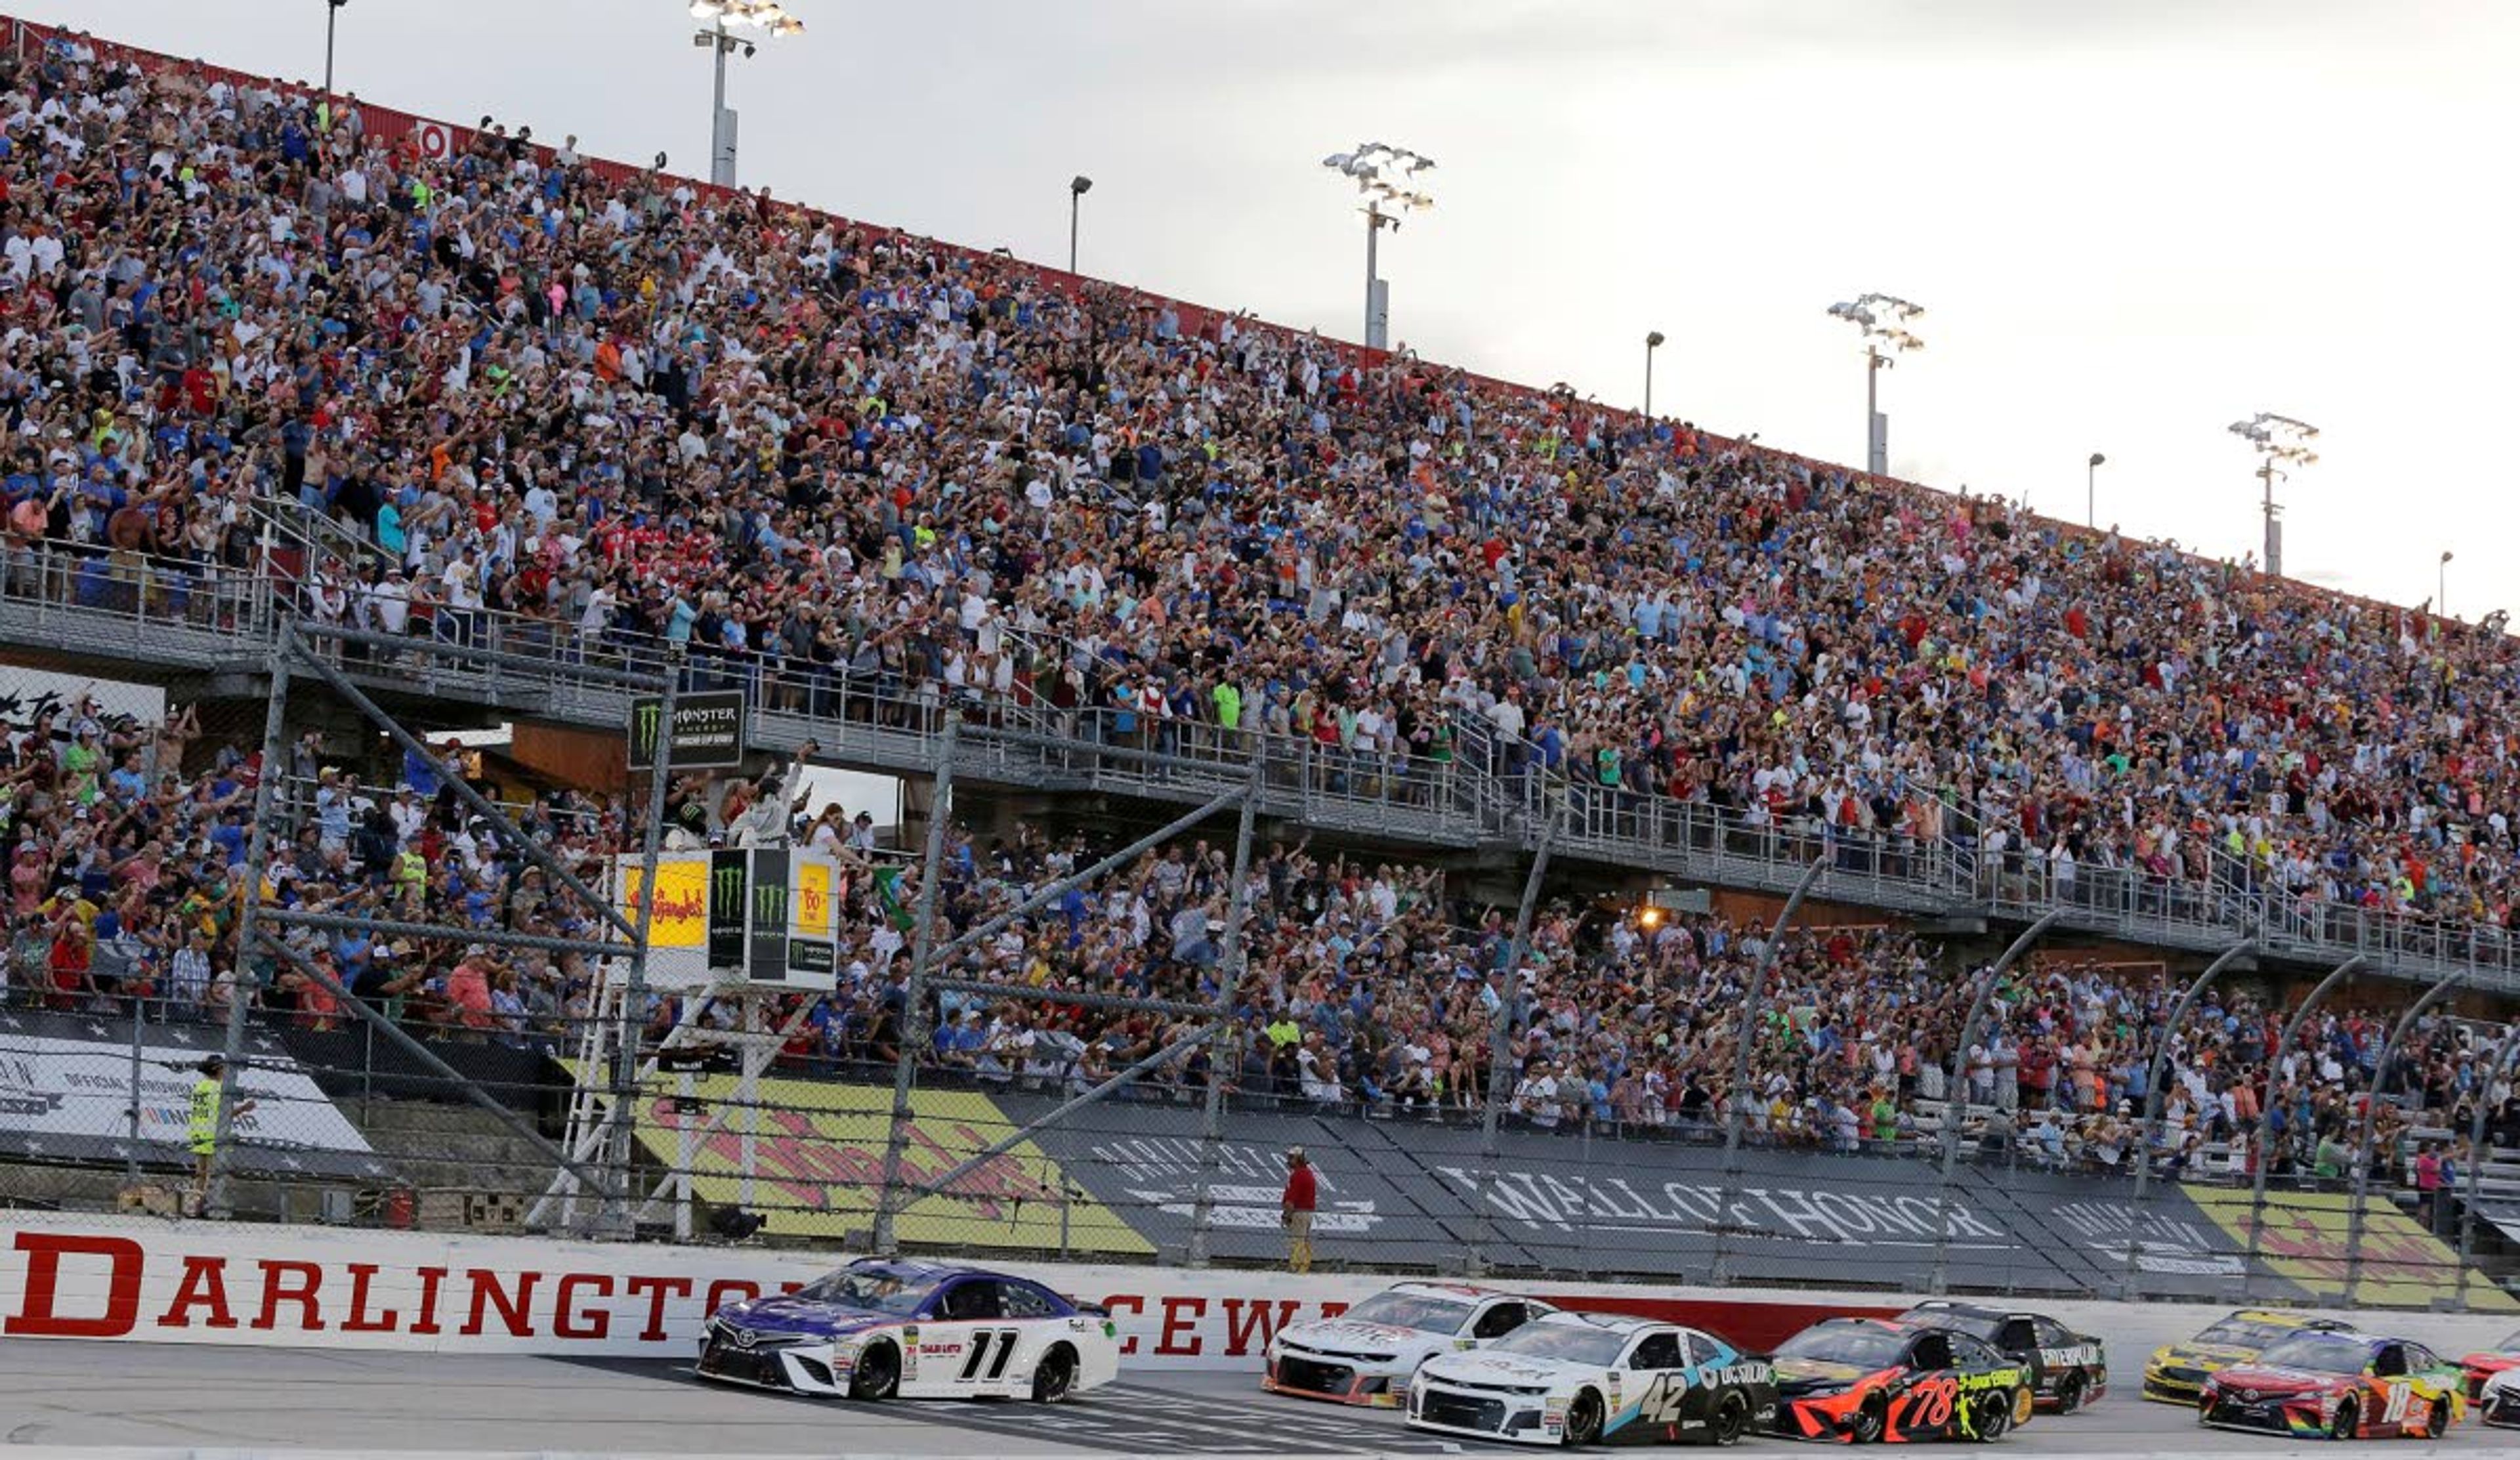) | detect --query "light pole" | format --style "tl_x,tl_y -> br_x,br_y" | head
689,1 -> 805,190
324,0 -> 346,103
1643,330 -> 1666,419
2439,549 -> 2453,617
1827,293 -> 1923,477
2227,412 -> 2318,578
1068,175 -> 1091,276
1322,142 -> 1435,351
2086,452 -> 2105,528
